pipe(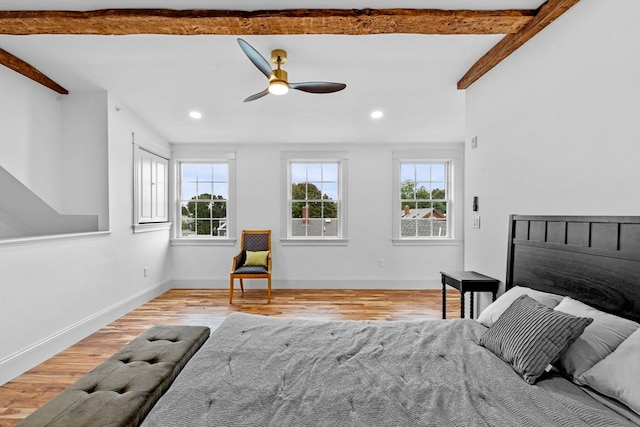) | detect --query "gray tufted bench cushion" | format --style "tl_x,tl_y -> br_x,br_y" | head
18,325 -> 210,427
